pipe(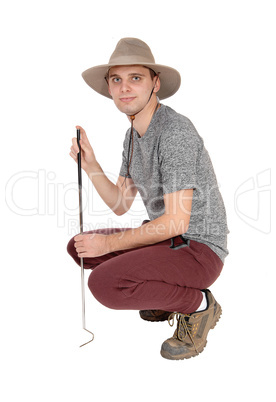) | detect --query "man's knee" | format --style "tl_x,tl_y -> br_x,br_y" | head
88,267 -> 121,309
88,268 -> 109,307
67,236 -> 78,262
